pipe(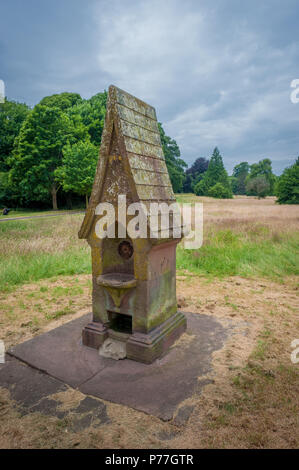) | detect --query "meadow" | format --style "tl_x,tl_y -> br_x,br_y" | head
0,195 -> 298,291
0,195 -> 298,448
